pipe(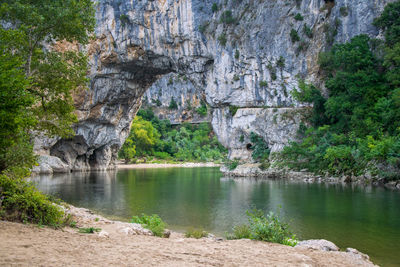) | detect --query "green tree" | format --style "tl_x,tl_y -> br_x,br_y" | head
118,138 -> 136,164
128,116 -> 161,158
0,0 -> 95,138
0,0 -> 95,225
0,44 -> 35,174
